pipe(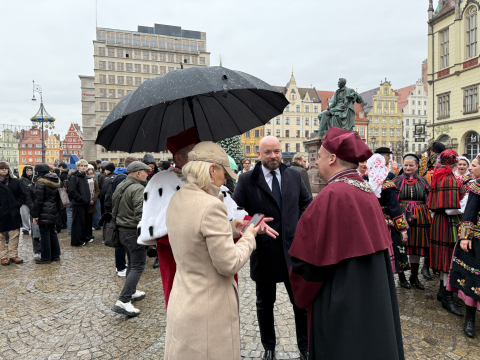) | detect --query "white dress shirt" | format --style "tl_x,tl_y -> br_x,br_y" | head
262,165 -> 281,191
